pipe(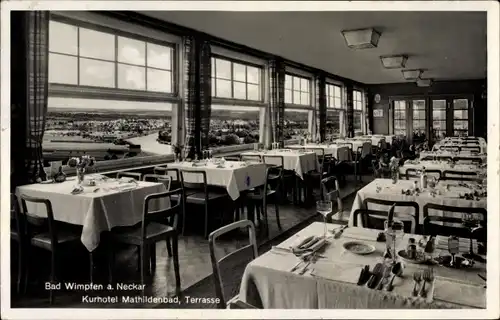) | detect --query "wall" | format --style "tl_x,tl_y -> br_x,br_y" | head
366,79 -> 487,139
